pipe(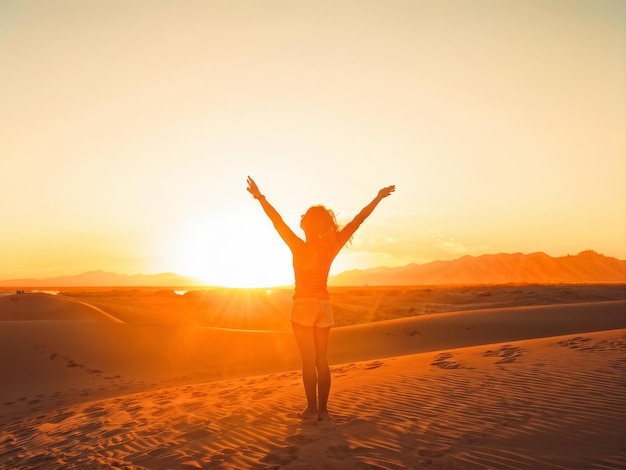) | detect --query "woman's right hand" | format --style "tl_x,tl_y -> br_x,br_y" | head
377,185 -> 396,199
